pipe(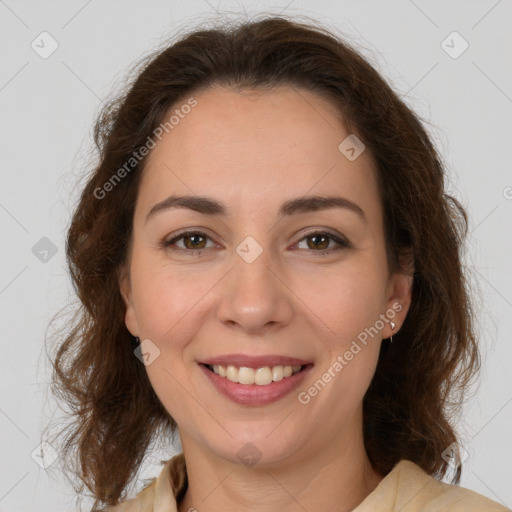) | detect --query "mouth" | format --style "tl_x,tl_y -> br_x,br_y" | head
198,361 -> 314,406
201,363 -> 310,385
